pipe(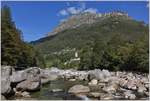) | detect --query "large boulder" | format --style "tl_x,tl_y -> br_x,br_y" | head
88,69 -> 111,81
68,85 -> 90,94
16,68 -> 41,92
10,71 -> 27,84
1,66 -> 13,96
25,67 -> 40,80
1,77 -> 12,95
102,69 -> 111,78
88,69 -> 104,81
40,69 -> 58,84
16,79 -> 40,91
